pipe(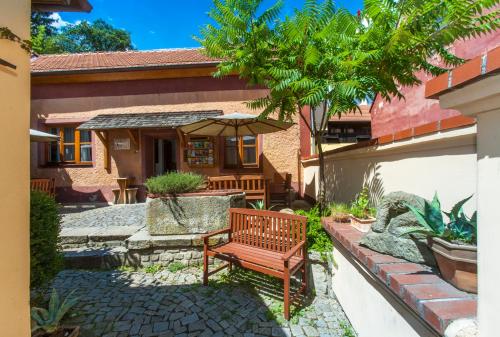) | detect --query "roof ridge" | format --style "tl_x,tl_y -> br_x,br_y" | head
33,47 -> 205,58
